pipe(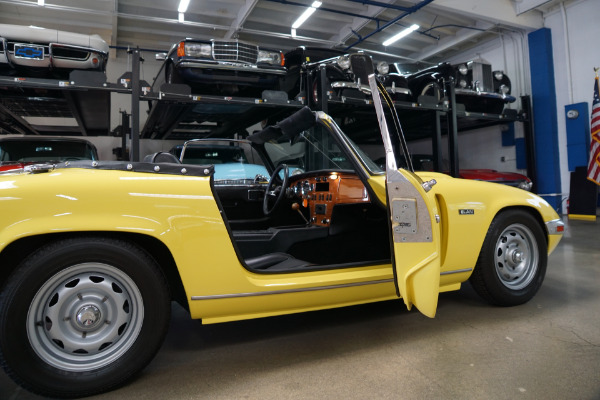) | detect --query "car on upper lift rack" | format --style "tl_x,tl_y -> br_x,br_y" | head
152,38 -> 287,98
283,47 -> 411,104
392,60 -> 516,114
0,23 -> 108,79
